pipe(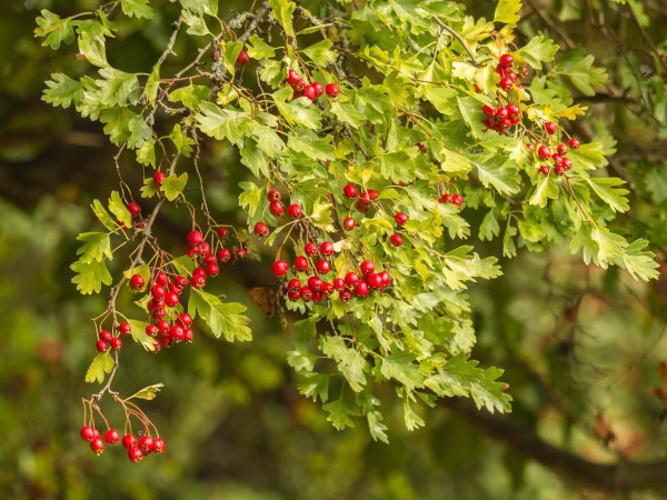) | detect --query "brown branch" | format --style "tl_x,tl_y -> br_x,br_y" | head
443,398 -> 667,494
433,18 -> 480,66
